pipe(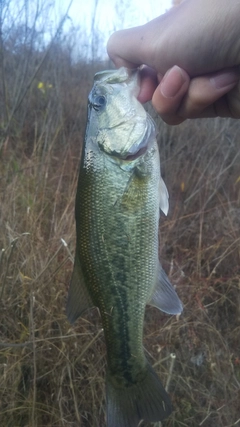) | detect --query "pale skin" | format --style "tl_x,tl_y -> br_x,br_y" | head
107,0 -> 240,125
